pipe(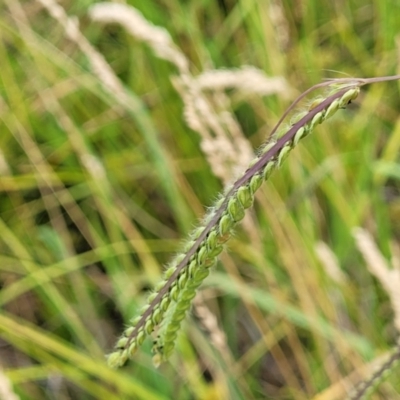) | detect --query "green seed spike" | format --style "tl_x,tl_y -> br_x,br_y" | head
139,87 -> 353,360
109,77 -> 397,368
